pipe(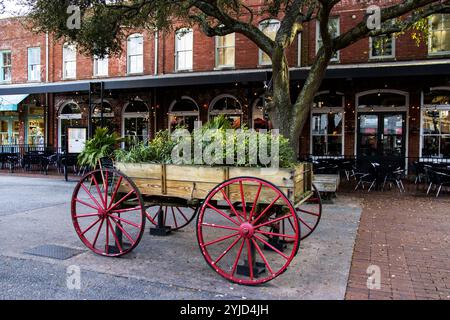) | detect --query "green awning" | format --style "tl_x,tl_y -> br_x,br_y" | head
0,94 -> 29,111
